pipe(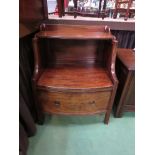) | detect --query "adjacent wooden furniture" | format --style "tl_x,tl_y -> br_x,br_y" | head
113,0 -> 134,20
19,0 -> 48,22
114,48 -> 135,117
73,0 -> 108,19
32,24 -> 118,124
55,0 -> 108,19
57,0 -> 65,17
